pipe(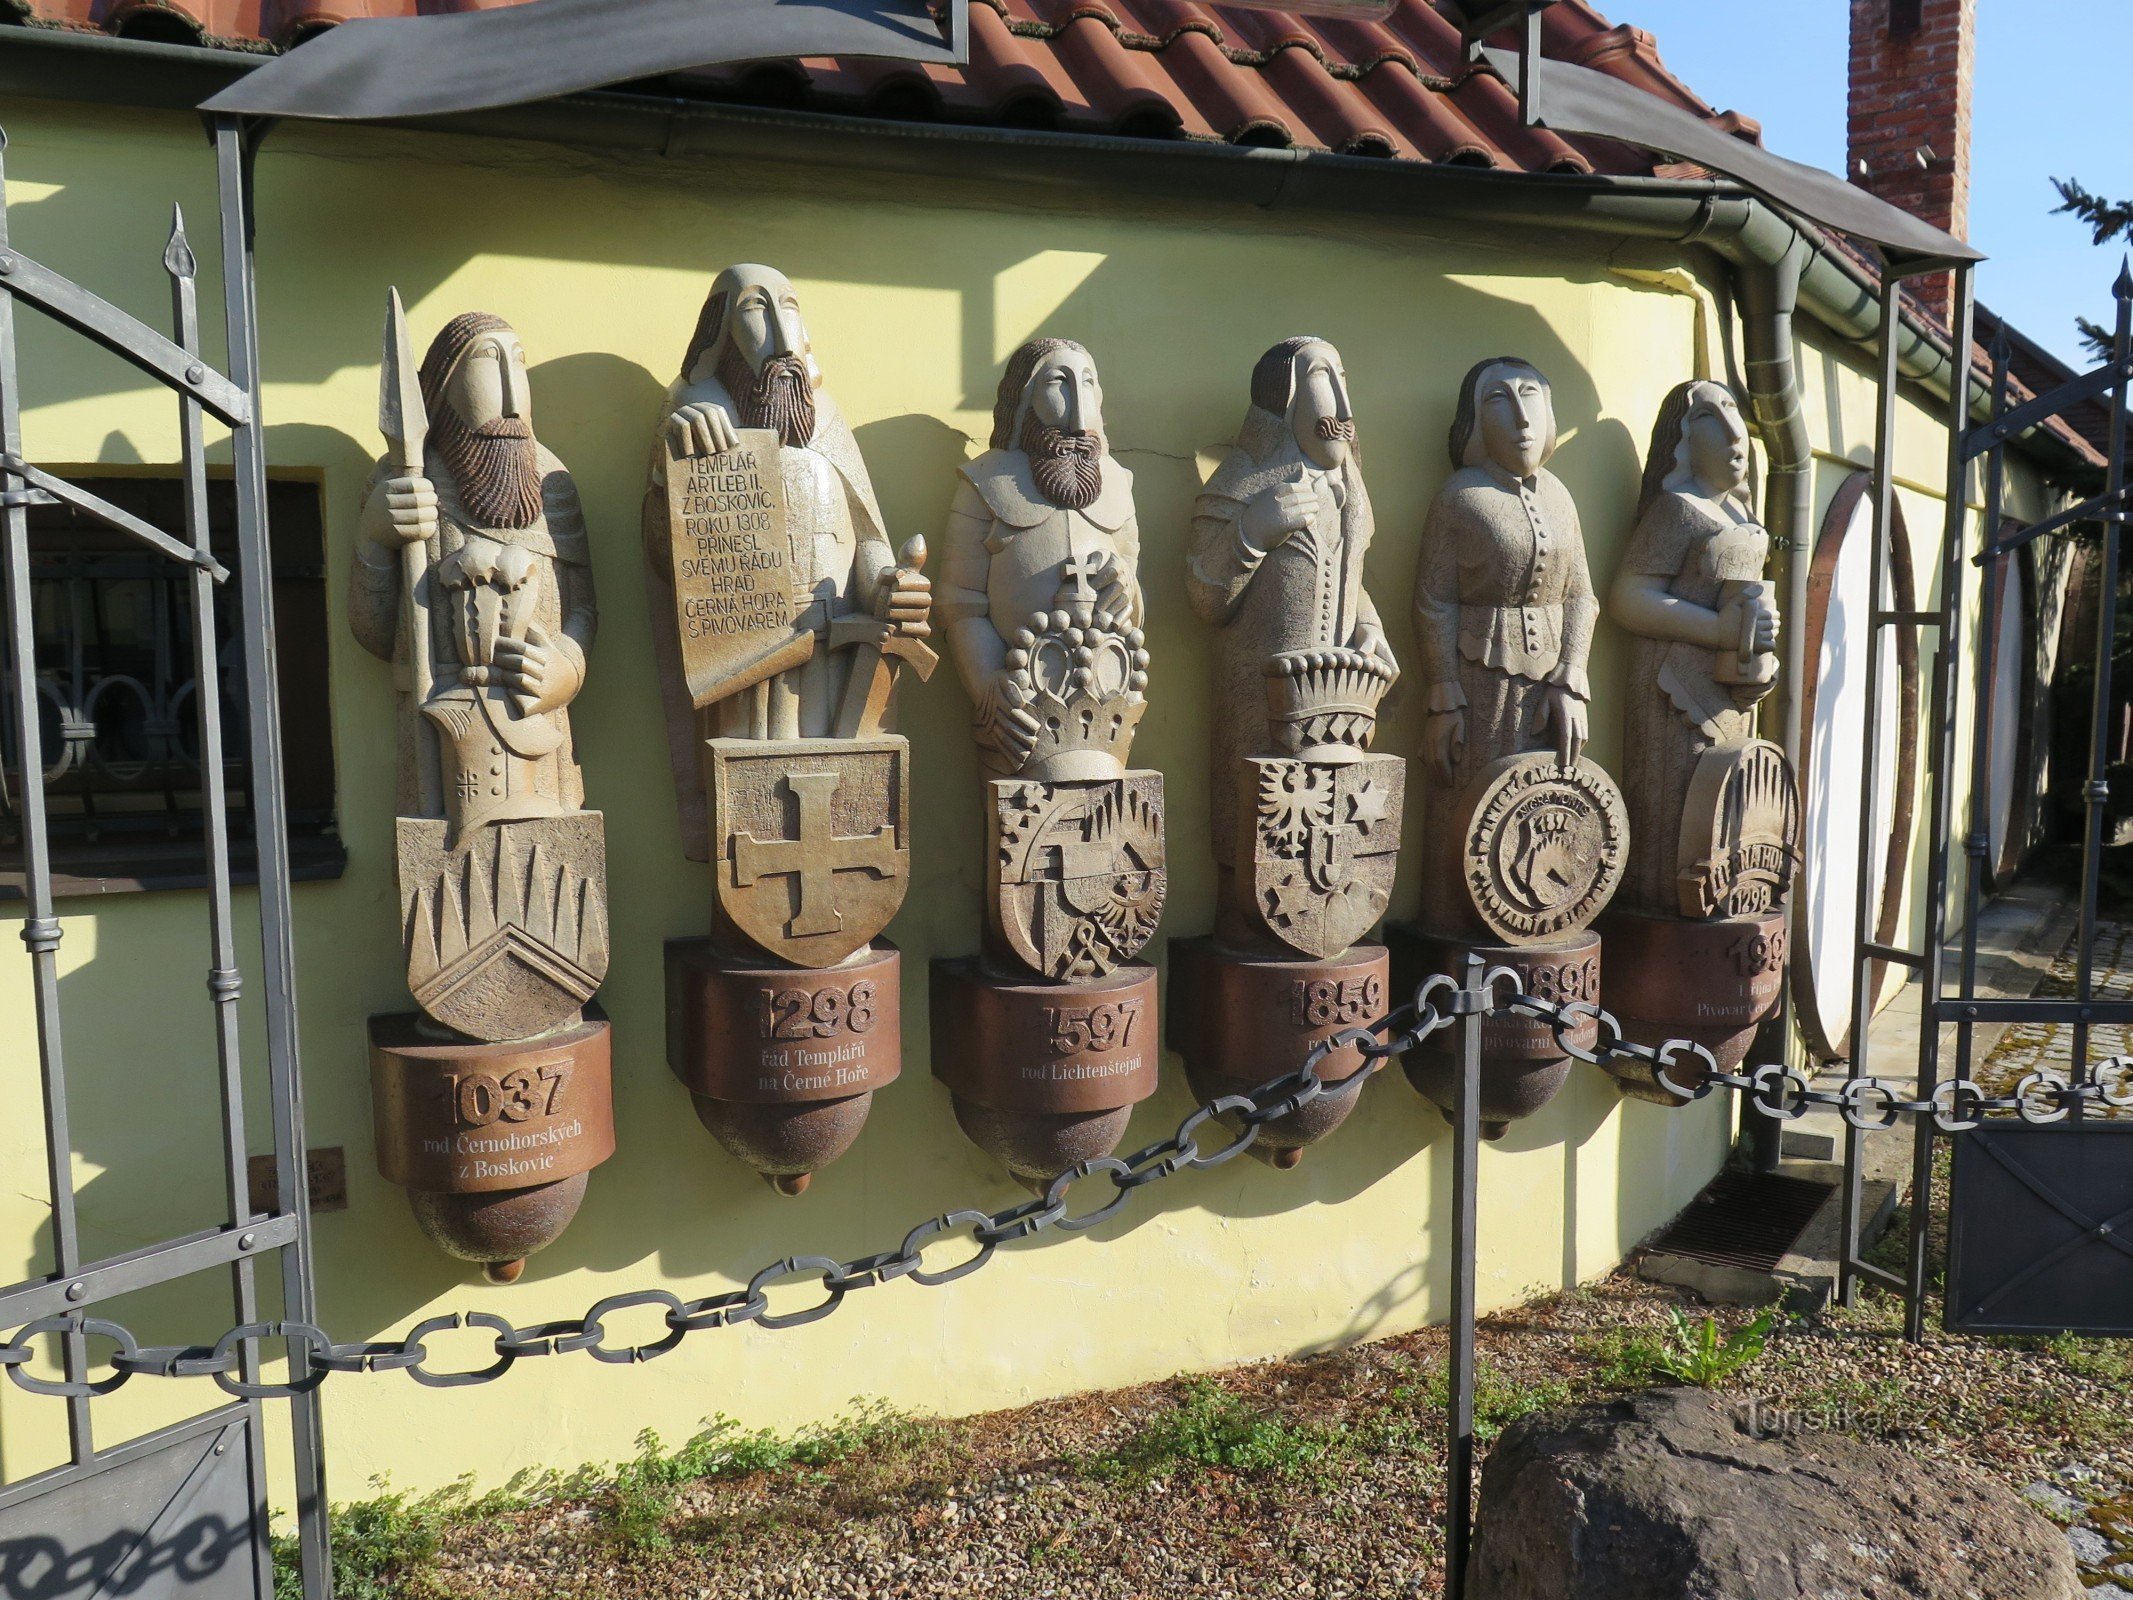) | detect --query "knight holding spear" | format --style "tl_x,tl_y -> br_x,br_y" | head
349,300 -> 598,834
